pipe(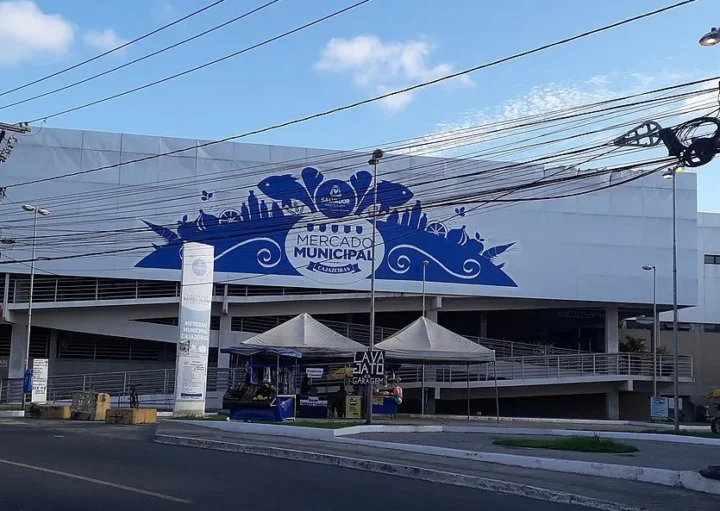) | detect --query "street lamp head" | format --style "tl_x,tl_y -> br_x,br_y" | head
423,260 -> 429,266
662,169 -> 675,179
37,208 -> 50,216
700,27 -> 720,47
642,265 -> 655,271
22,204 -> 35,212
368,148 -> 384,165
